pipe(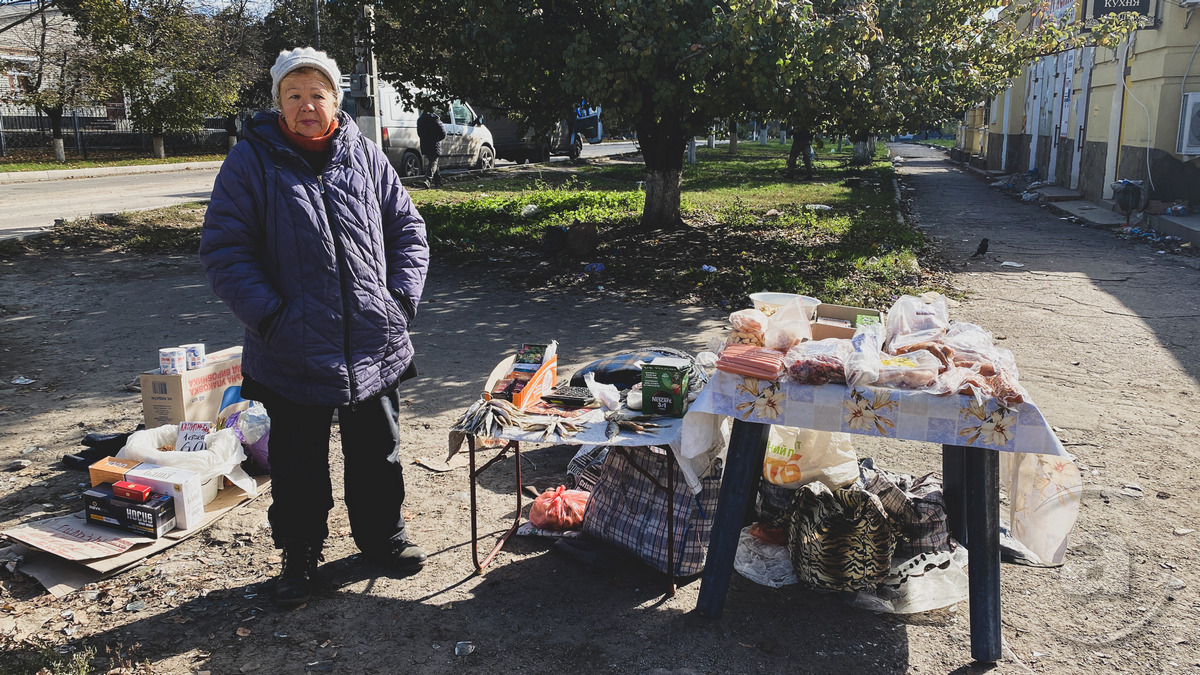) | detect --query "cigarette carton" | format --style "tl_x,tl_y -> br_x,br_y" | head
84,483 -> 176,539
89,457 -> 143,487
